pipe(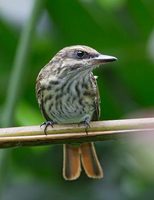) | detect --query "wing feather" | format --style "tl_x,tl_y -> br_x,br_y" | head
90,73 -> 100,121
